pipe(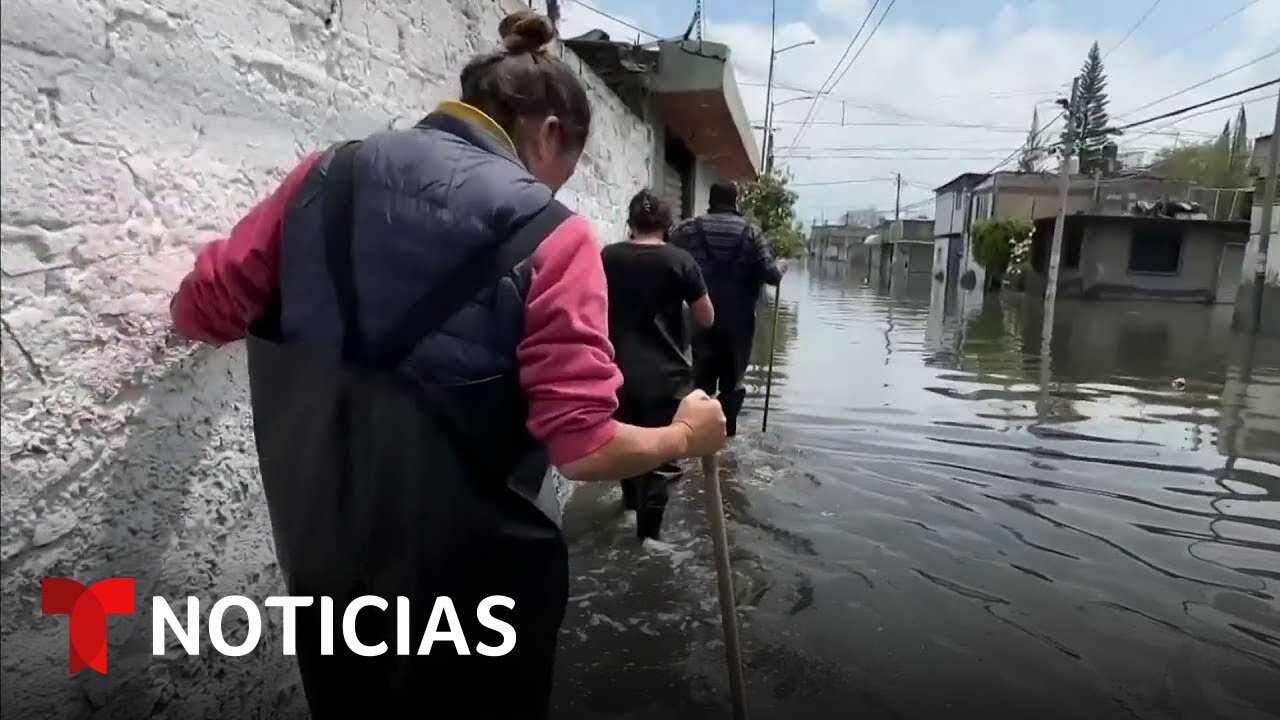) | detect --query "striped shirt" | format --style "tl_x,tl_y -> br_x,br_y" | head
669,210 -> 783,290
